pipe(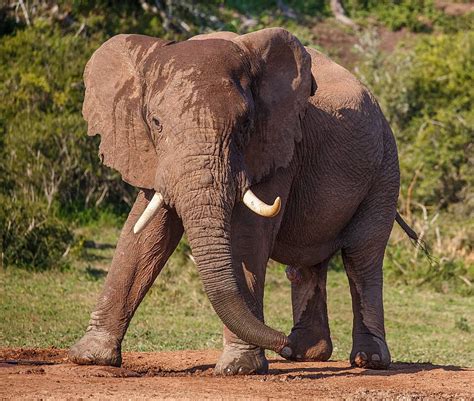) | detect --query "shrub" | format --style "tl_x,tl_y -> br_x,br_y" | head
0,195 -> 73,270
0,20 -> 131,269
0,21 -> 134,207
357,30 -> 473,211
